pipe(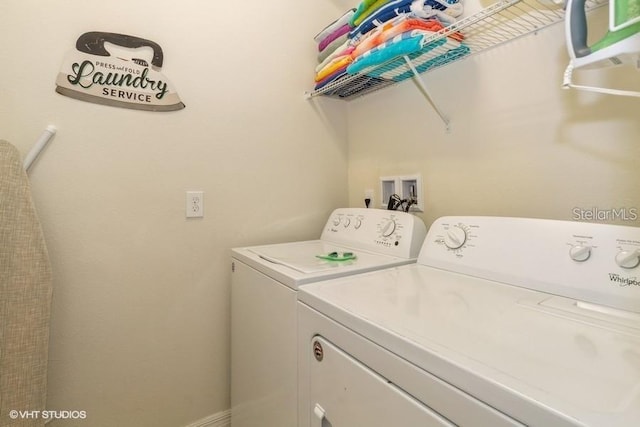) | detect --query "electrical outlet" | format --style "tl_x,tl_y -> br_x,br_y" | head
186,191 -> 204,218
